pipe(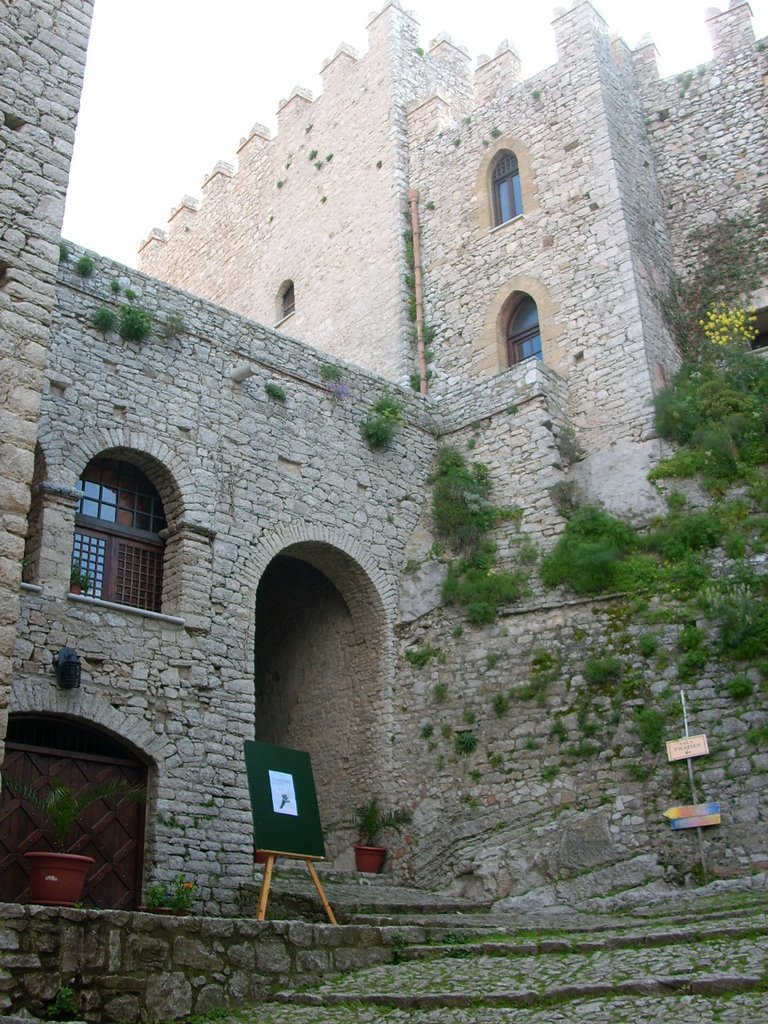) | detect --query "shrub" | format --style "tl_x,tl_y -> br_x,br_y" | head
265,382 -> 286,402
548,480 -> 581,517
455,731 -> 478,756
431,448 -> 517,552
492,693 -> 510,717
635,707 -> 666,753
637,633 -> 659,658
93,307 -> 117,333
725,674 -> 754,700
584,654 -> 622,687
541,765 -> 559,782
161,314 -> 185,339
58,242 -> 70,262
118,304 -> 152,342
75,255 -> 94,277
443,543 -> 528,624
540,505 -> 638,594
550,718 -> 567,742
404,645 -> 441,668
361,391 -> 405,450
652,346 -> 768,491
